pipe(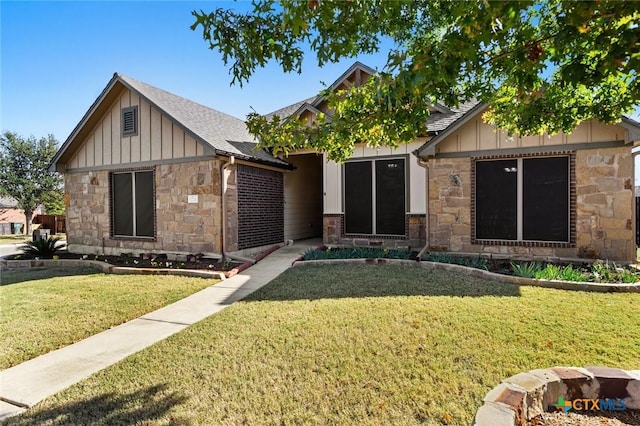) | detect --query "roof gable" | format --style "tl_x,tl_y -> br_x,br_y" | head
51,74 -> 289,171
